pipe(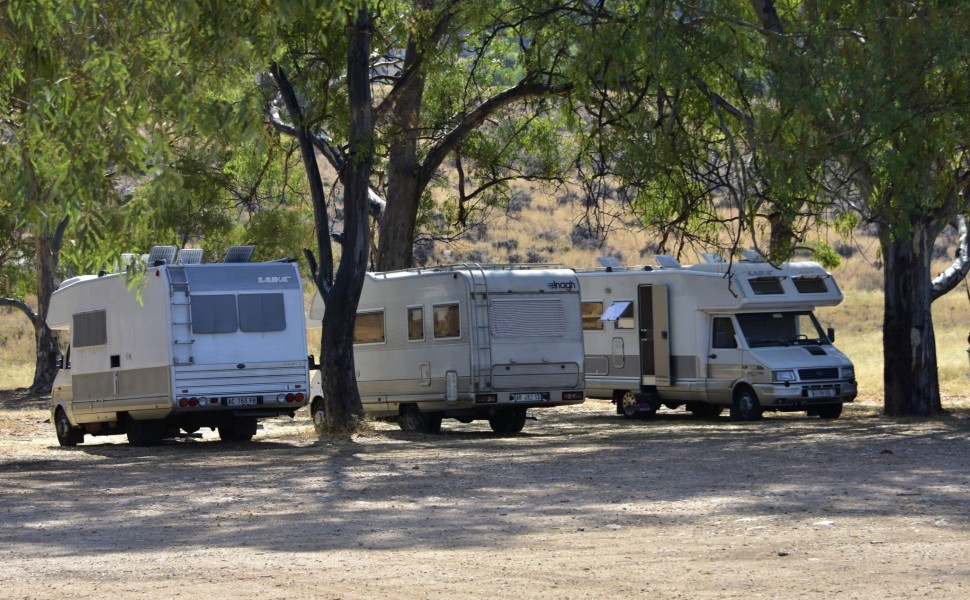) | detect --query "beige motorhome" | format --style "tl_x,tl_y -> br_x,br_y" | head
309,264 -> 586,434
47,246 -> 310,446
577,254 -> 857,421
